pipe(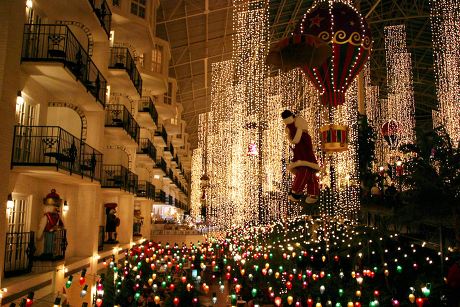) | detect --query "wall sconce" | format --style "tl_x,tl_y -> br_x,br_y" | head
16,91 -> 24,106
26,0 -> 33,9
63,201 -> 69,213
6,194 -> 14,211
